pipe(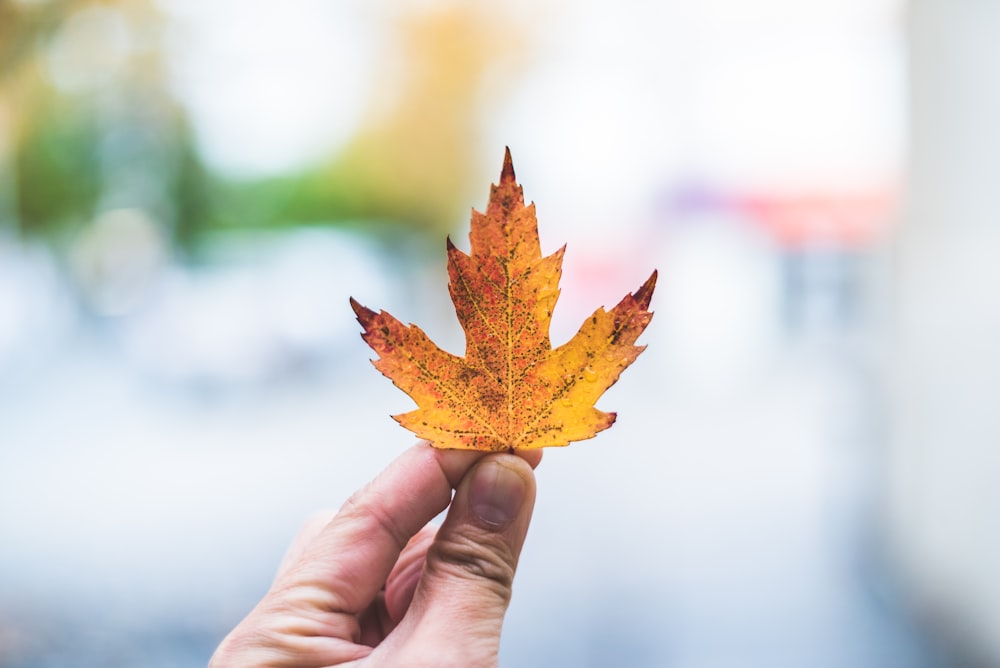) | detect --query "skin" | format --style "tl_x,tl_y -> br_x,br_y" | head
211,442 -> 540,667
